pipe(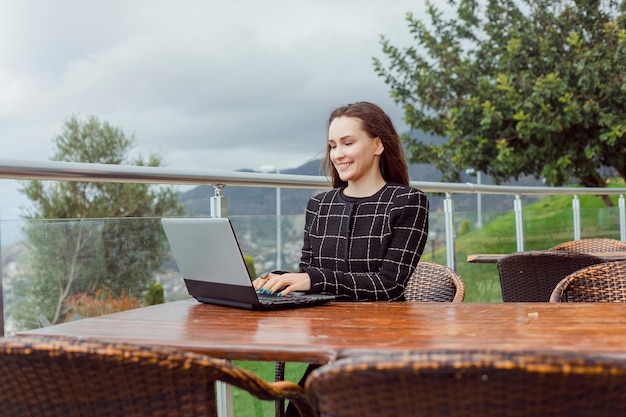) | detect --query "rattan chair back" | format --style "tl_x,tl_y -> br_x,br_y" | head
550,260 -> 626,302
0,336 -> 315,417
306,350 -> 626,417
404,261 -> 465,302
550,238 -> 626,252
496,250 -> 605,301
